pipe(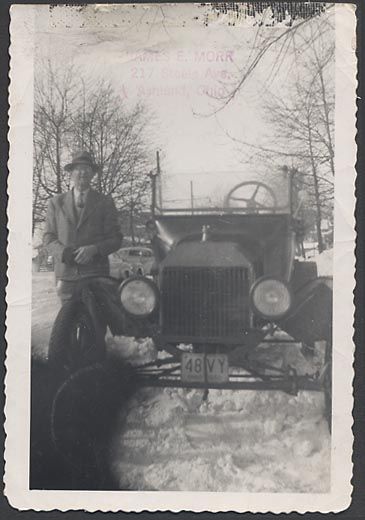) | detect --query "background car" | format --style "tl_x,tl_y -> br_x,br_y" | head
109,246 -> 154,280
